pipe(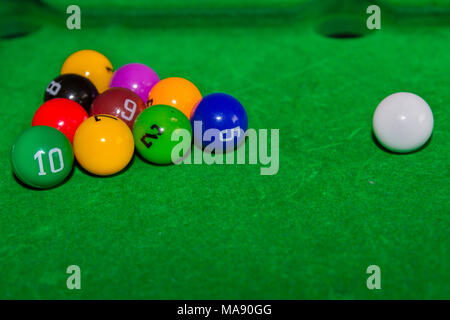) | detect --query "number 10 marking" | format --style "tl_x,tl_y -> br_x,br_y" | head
34,148 -> 64,176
